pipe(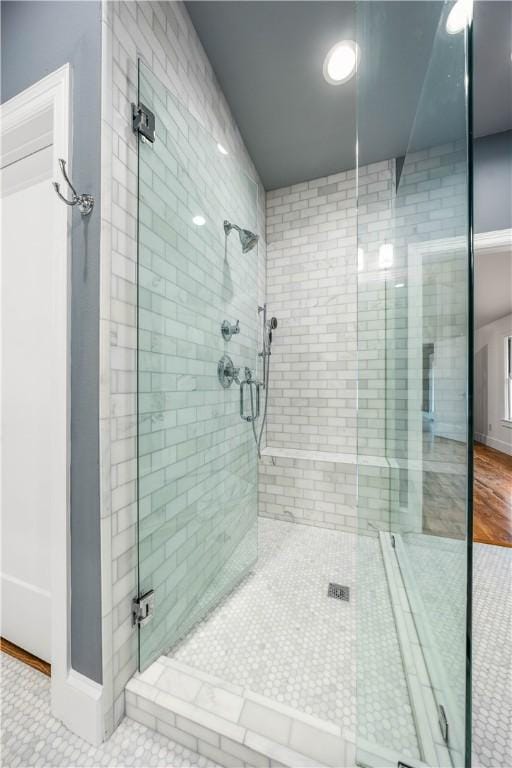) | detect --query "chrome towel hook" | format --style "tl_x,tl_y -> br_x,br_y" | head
52,158 -> 94,216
